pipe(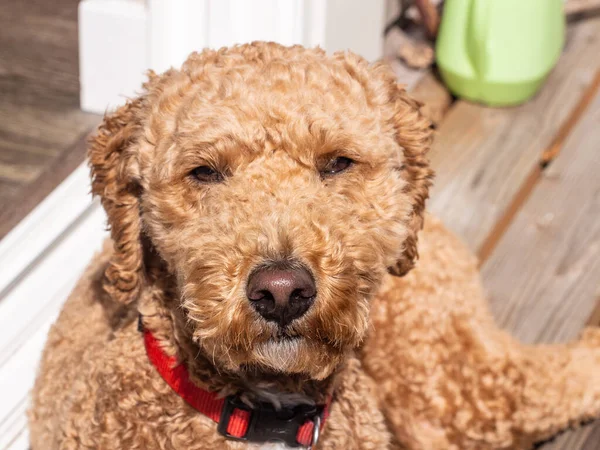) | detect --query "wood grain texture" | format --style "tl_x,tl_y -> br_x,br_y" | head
586,298 -> 600,327
0,179 -> 20,209
410,71 -> 453,127
427,17 -> 600,253
580,423 -> 600,450
480,90 -> 600,344
477,88 -> 600,450
0,0 -> 100,236
477,70 -> 600,264
565,0 -> 600,16
0,132 -> 92,240
538,420 -> 600,450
